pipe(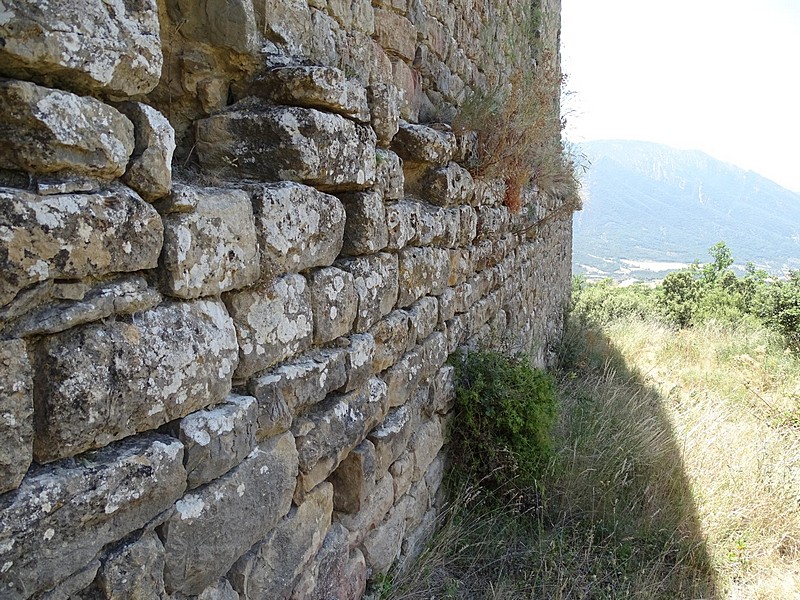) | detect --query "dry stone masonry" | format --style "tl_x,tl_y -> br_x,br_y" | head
0,0 -> 572,598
